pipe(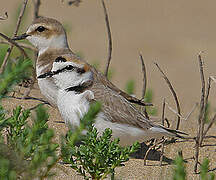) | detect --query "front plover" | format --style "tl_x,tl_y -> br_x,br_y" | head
38,57 -> 187,146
